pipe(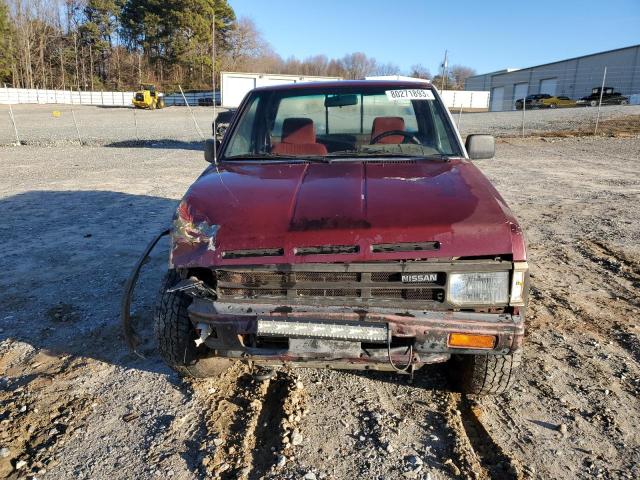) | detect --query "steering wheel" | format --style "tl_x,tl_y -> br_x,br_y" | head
370,130 -> 421,145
